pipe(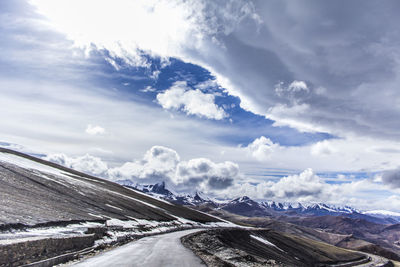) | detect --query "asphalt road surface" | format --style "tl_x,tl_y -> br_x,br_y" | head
71,229 -> 205,267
